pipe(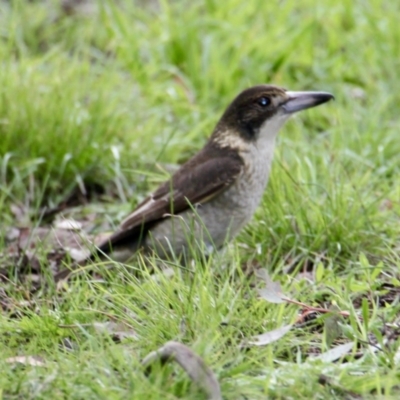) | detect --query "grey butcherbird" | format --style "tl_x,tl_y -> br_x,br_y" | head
55,85 -> 333,281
